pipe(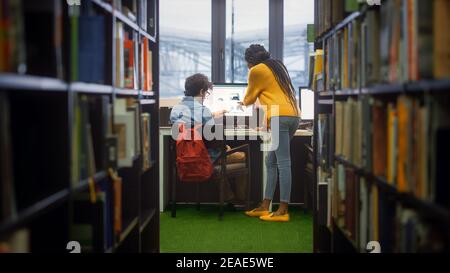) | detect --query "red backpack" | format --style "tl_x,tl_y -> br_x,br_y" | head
176,124 -> 214,182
